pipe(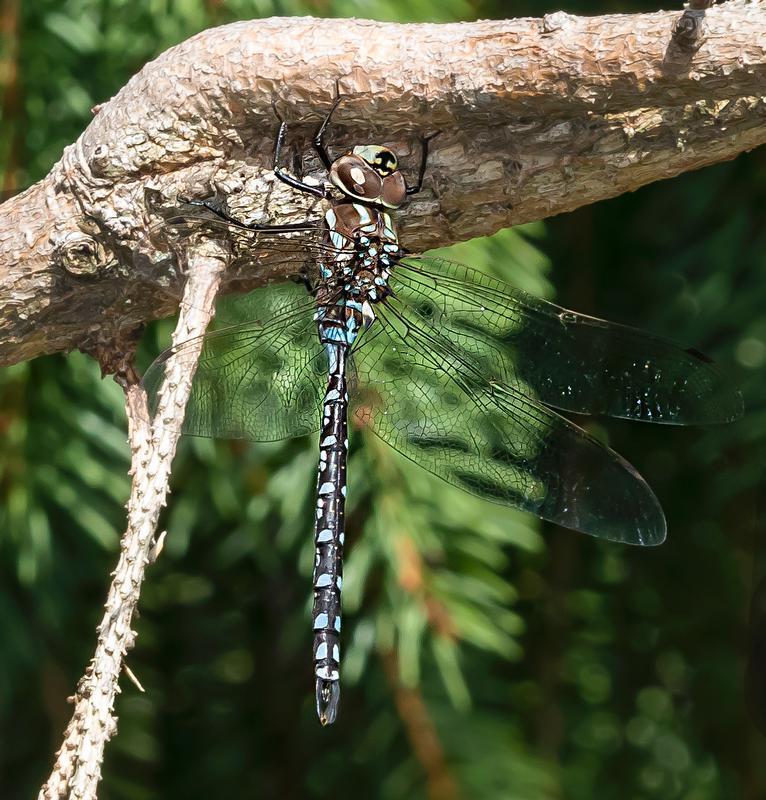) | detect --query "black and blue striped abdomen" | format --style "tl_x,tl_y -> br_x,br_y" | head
310,201 -> 401,725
